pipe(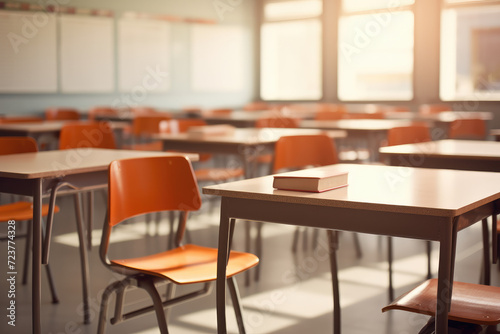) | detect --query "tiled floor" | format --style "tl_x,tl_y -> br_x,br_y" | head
1,193 -> 498,333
